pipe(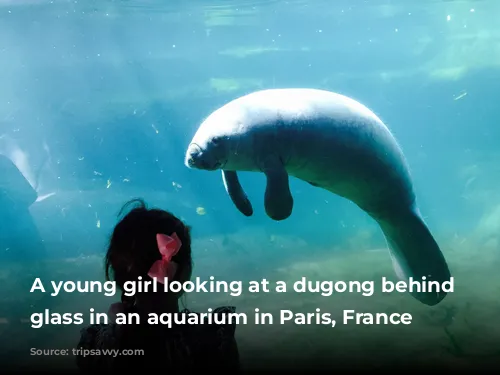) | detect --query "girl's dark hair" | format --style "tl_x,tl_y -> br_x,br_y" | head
105,198 -> 193,306
104,199 -> 193,370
